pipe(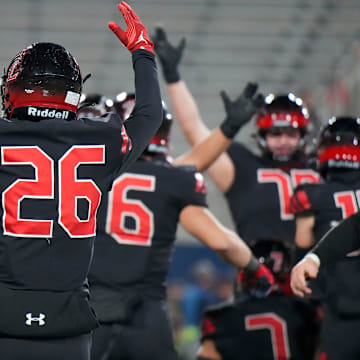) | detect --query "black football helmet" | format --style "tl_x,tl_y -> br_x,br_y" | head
113,91 -> 173,155
113,91 -> 136,122
77,93 -> 114,119
317,116 -> 360,176
1,42 -> 82,121
250,239 -> 292,276
235,239 -> 293,298
255,93 -> 310,161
